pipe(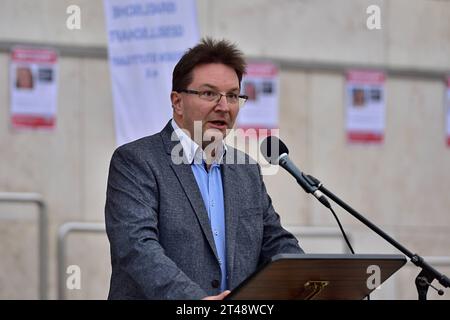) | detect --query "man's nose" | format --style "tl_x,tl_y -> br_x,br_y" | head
215,94 -> 230,111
